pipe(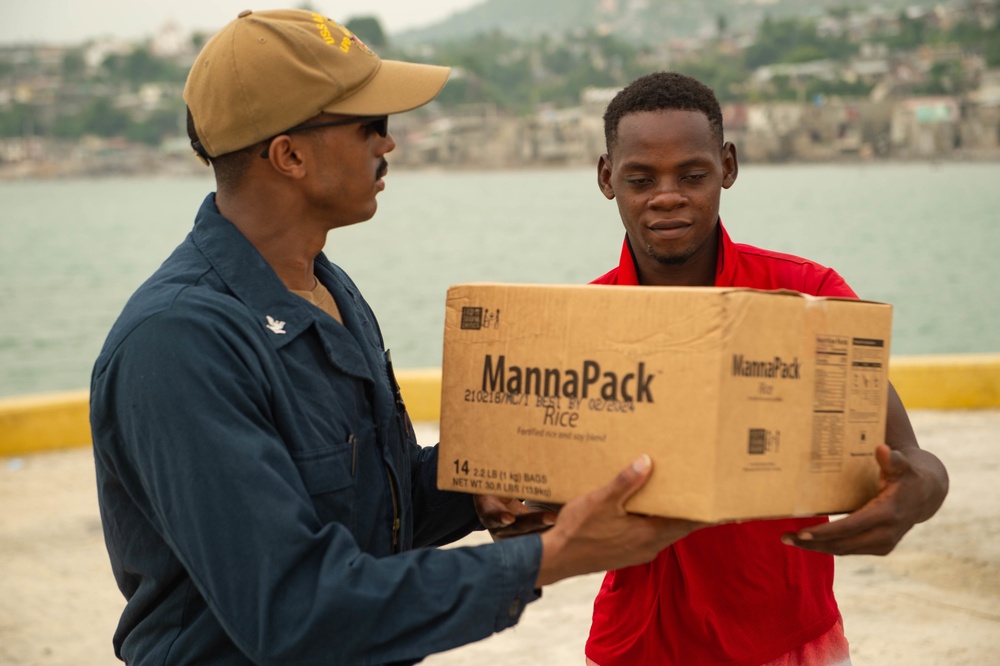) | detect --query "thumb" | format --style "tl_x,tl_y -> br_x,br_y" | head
875,444 -> 907,478
602,454 -> 653,508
